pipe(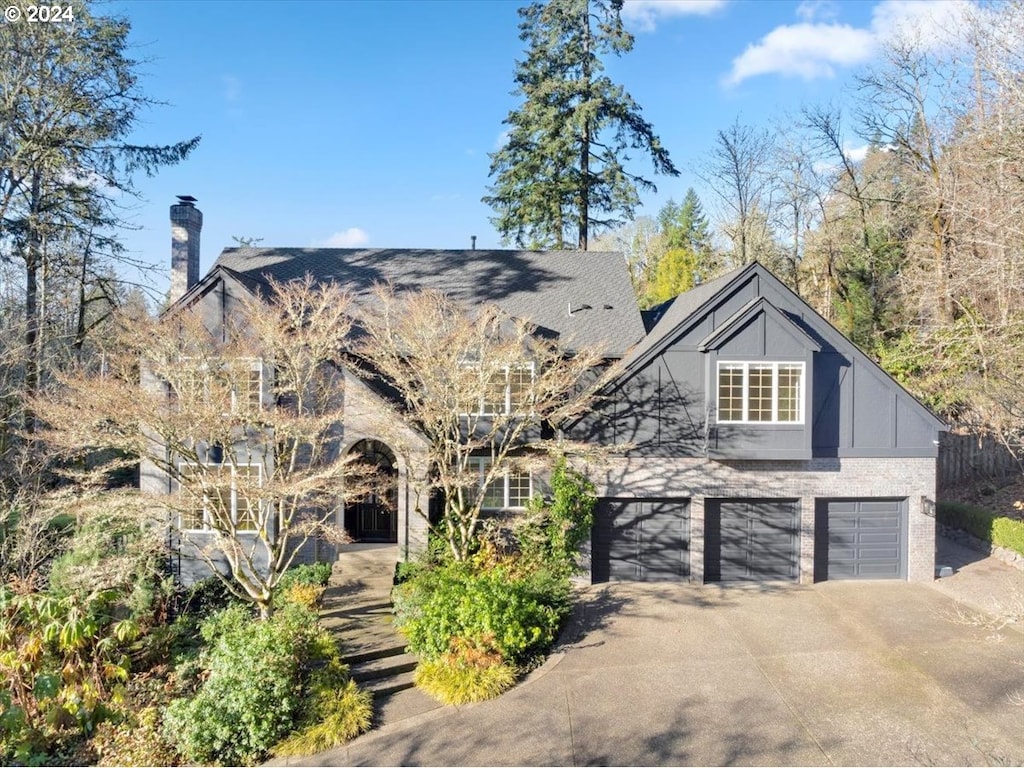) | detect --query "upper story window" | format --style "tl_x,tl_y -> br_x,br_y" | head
168,358 -> 264,413
471,363 -> 535,416
717,362 -> 804,424
467,456 -> 532,509
177,462 -> 263,532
